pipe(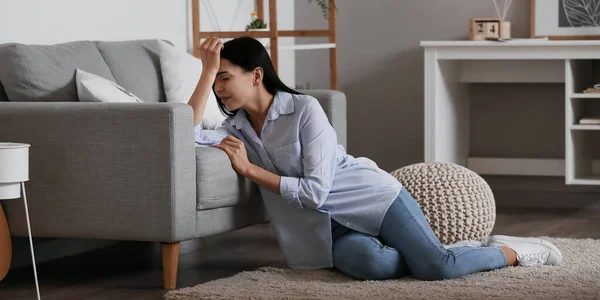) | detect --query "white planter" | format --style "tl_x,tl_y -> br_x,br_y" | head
0,143 -> 30,199
247,28 -> 270,48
